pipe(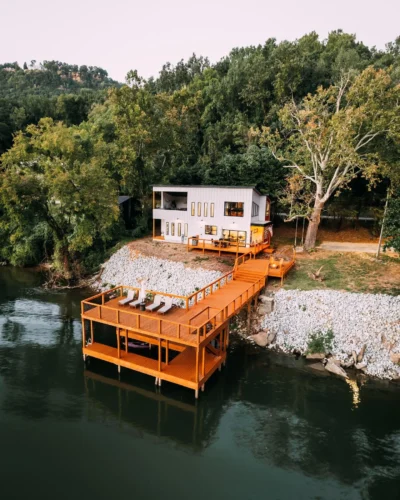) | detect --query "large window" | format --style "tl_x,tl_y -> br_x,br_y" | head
210,203 -> 215,217
224,202 -> 244,217
222,229 -> 247,247
252,202 -> 259,217
191,202 -> 195,216
205,225 -> 217,235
